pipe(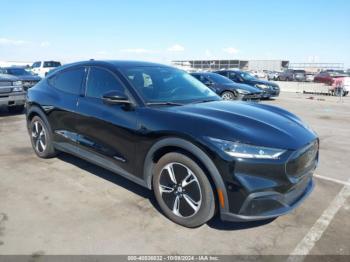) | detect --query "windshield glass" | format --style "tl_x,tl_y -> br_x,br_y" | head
206,73 -> 233,84
6,68 -> 33,76
122,67 -> 219,104
238,71 -> 256,81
